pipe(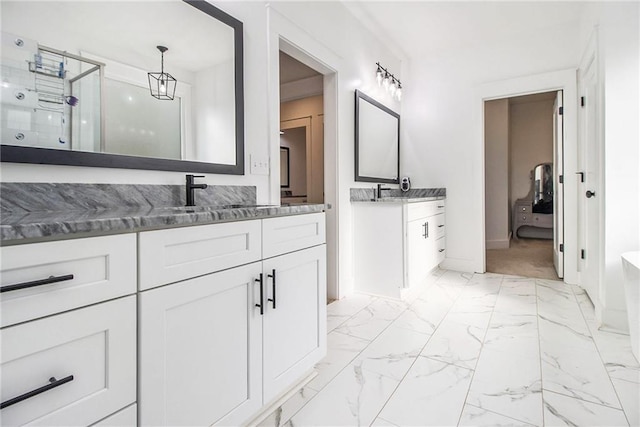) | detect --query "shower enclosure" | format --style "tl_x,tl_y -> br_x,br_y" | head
1,34 -> 104,152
